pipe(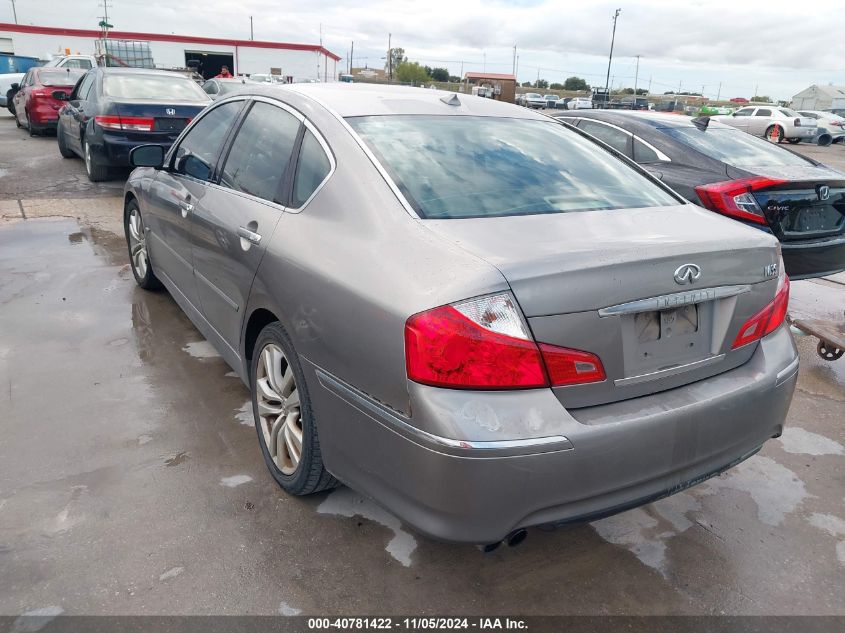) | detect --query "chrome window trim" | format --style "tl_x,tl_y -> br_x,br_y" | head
285,117 -> 337,214
288,90 -> 422,219
579,118 -> 671,163
598,284 -> 751,317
